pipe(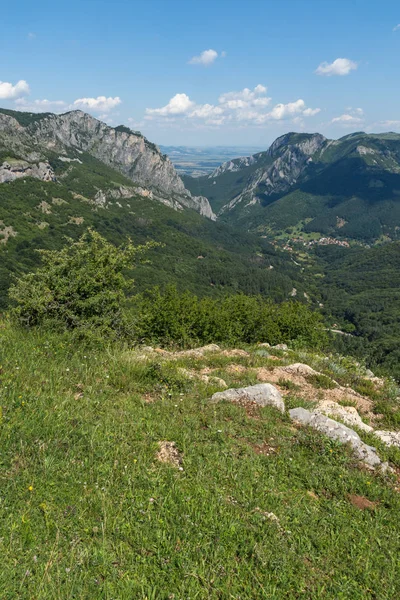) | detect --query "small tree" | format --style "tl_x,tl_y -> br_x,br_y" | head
9,229 -> 154,336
